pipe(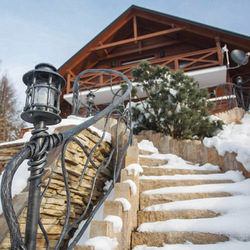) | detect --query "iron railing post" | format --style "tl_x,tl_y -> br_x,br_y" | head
25,120 -> 47,250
